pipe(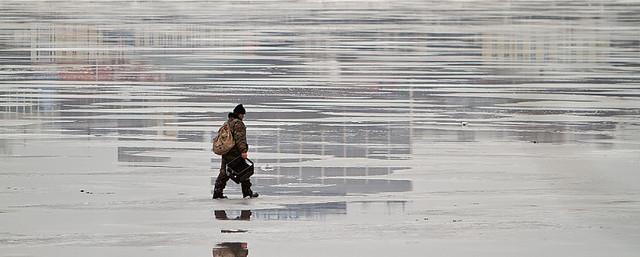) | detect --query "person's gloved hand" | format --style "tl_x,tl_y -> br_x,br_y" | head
241,152 -> 248,159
